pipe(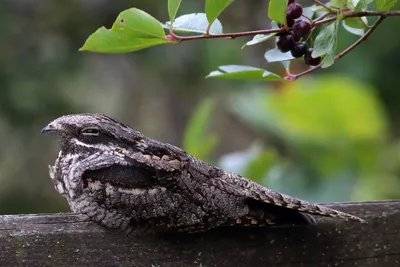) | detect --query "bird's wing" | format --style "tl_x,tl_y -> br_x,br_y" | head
82,163 -> 156,189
